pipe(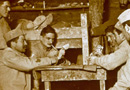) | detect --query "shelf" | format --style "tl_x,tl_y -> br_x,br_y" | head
11,5 -> 88,11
